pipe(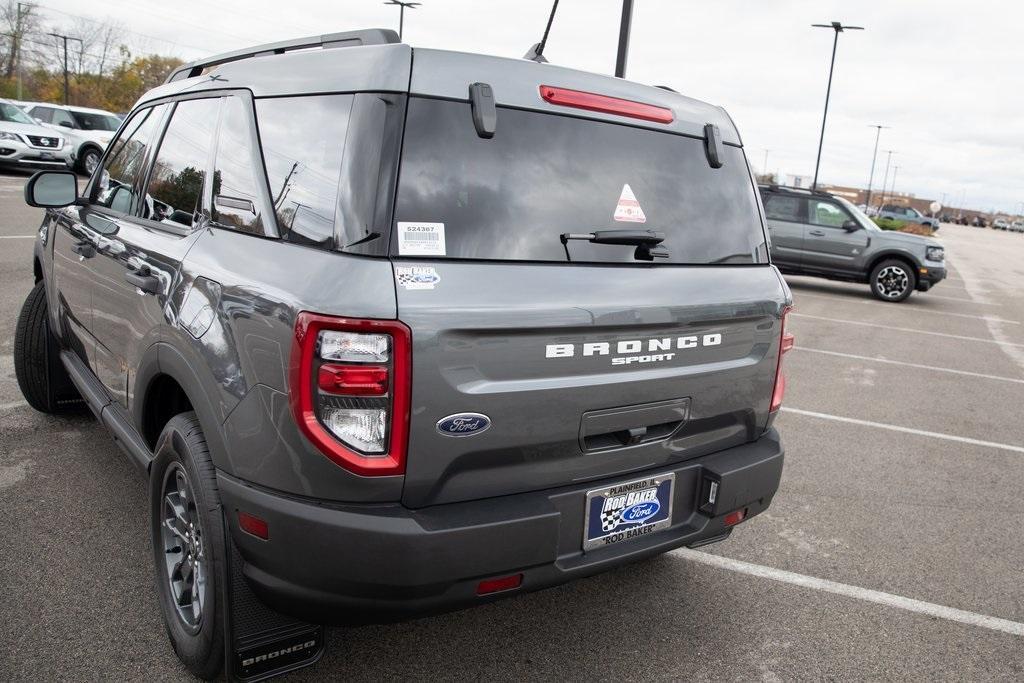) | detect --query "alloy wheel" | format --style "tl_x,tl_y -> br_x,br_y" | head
876,265 -> 909,299
159,463 -> 206,633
